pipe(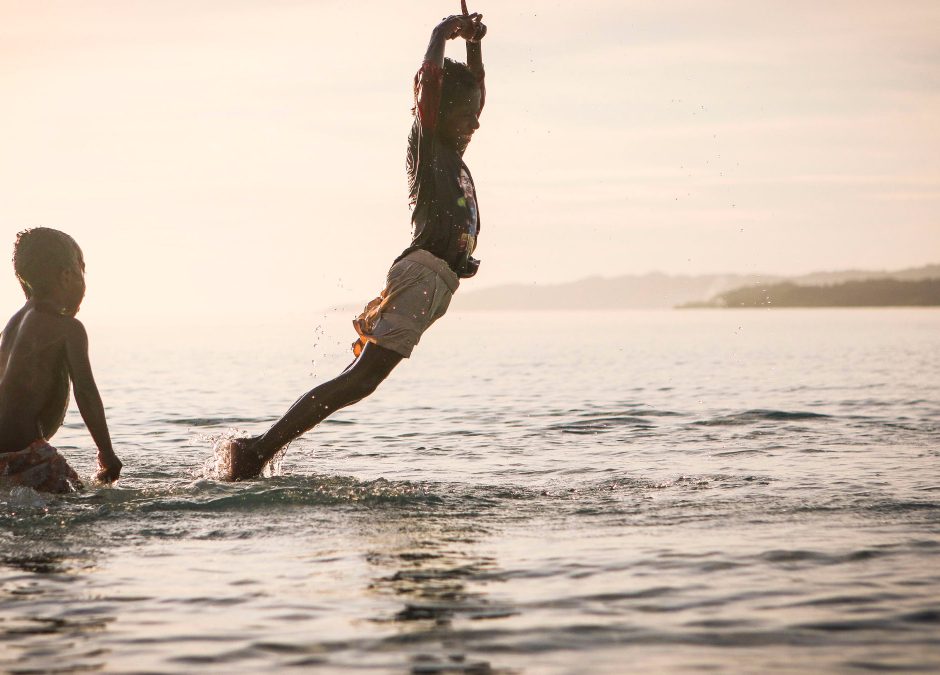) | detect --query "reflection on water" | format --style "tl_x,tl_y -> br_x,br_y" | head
362,512 -> 513,674
0,545 -> 112,673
